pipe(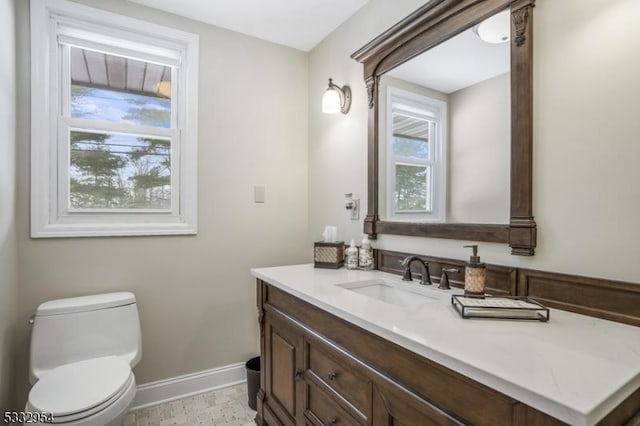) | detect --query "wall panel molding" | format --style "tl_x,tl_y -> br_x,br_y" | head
517,269 -> 640,327
376,249 -> 517,297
